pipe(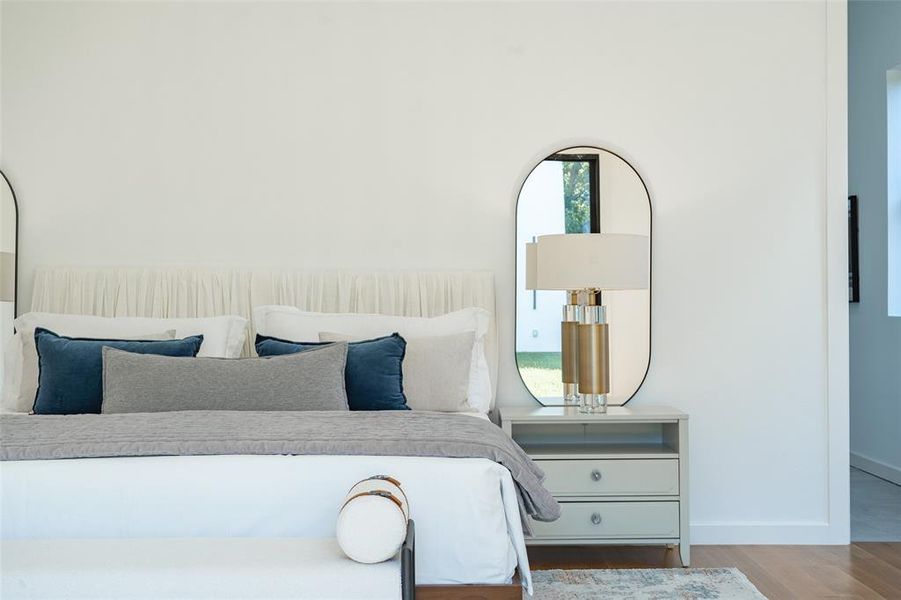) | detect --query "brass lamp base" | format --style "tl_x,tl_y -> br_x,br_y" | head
577,302 -> 610,414
558,290 -> 610,413
560,291 -> 581,406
